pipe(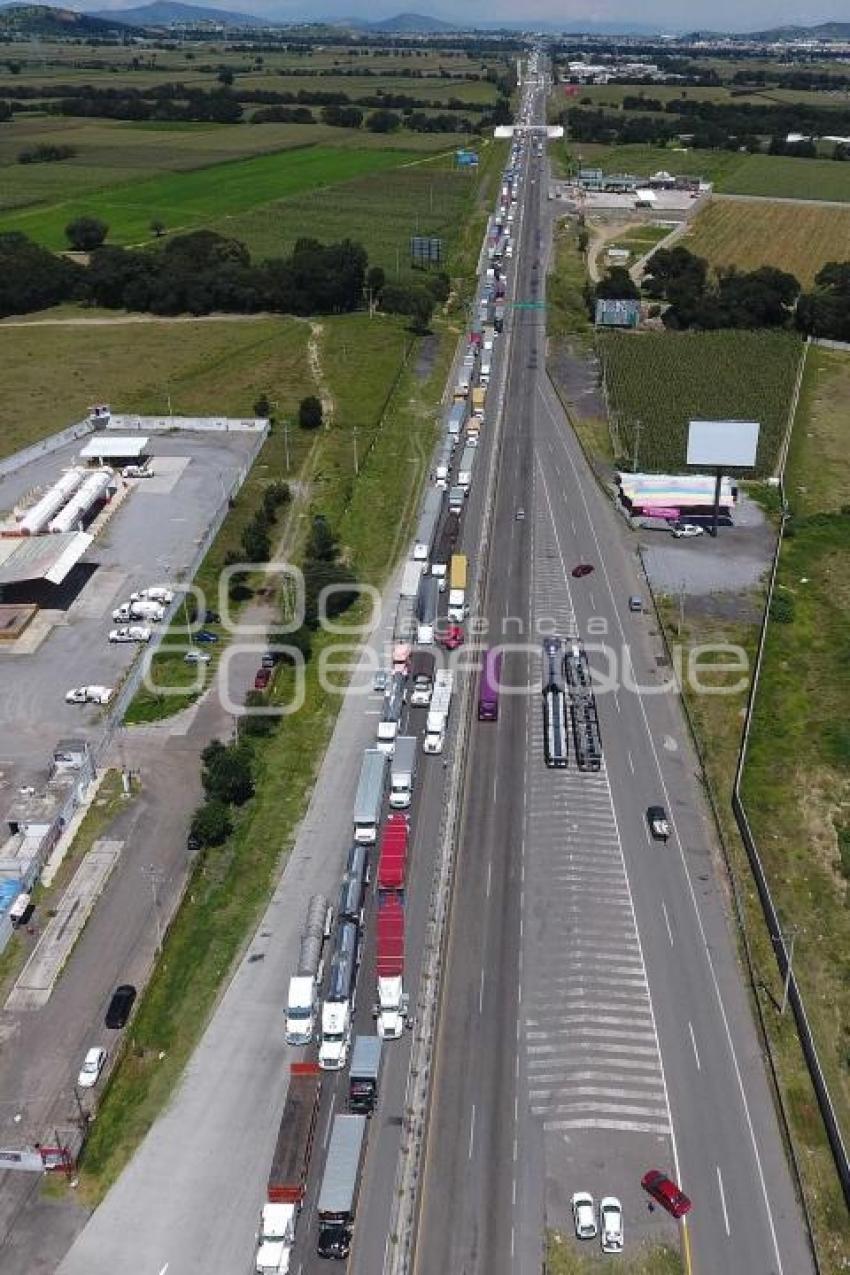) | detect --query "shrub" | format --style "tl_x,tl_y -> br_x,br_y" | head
190,798 -> 233,848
